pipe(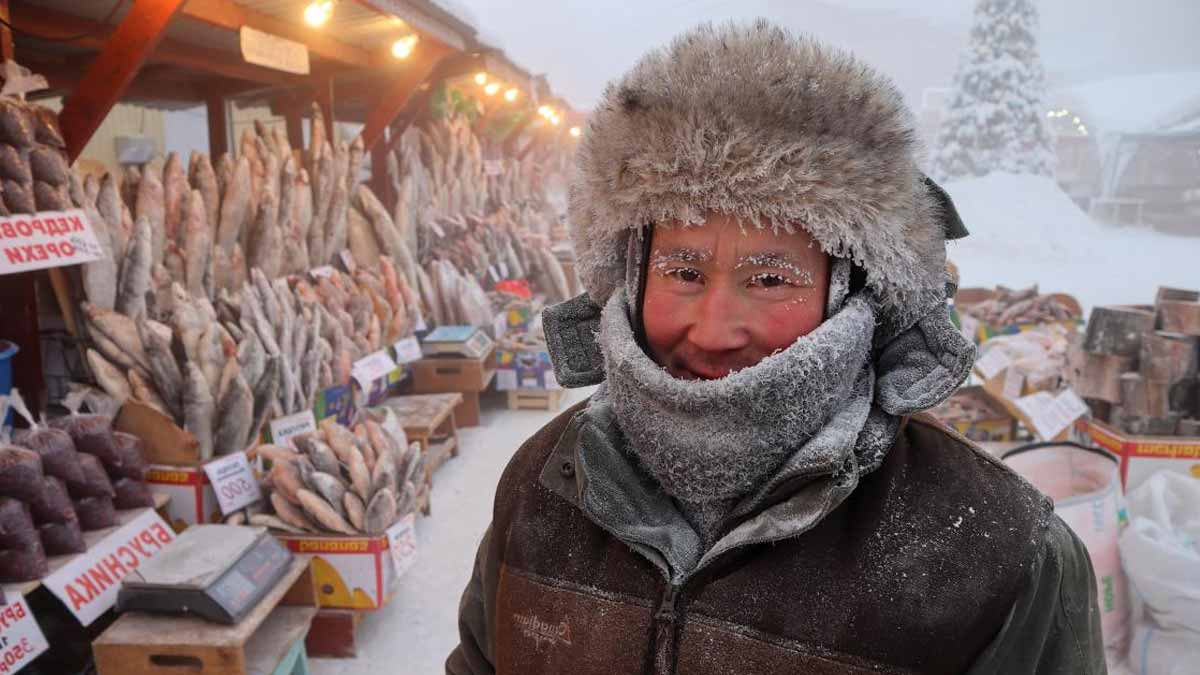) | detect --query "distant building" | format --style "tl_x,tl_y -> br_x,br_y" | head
921,73 -> 1200,236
